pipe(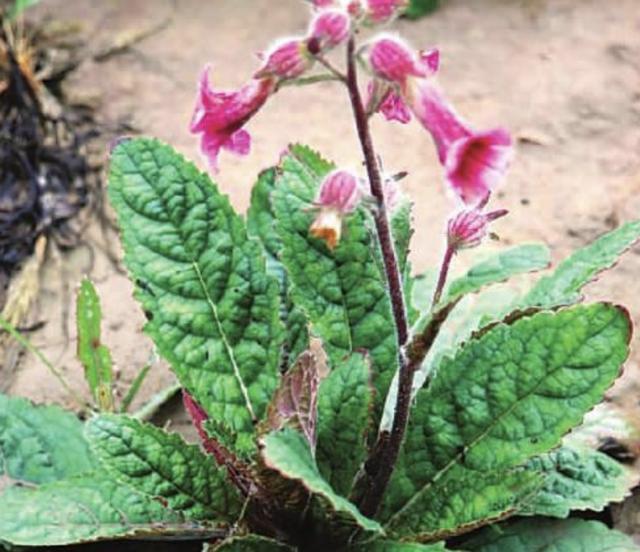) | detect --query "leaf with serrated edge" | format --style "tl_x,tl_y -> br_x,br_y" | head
108,138 -> 283,455
316,352 -> 373,496
523,220 -> 640,308
0,394 -> 93,485
381,303 -> 631,539
0,473 -> 219,546
273,144 -> 397,418
260,428 -> 382,534
520,446 -> 635,518
77,277 -> 114,411
462,518 -> 638,552
85,414 -> 241,521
